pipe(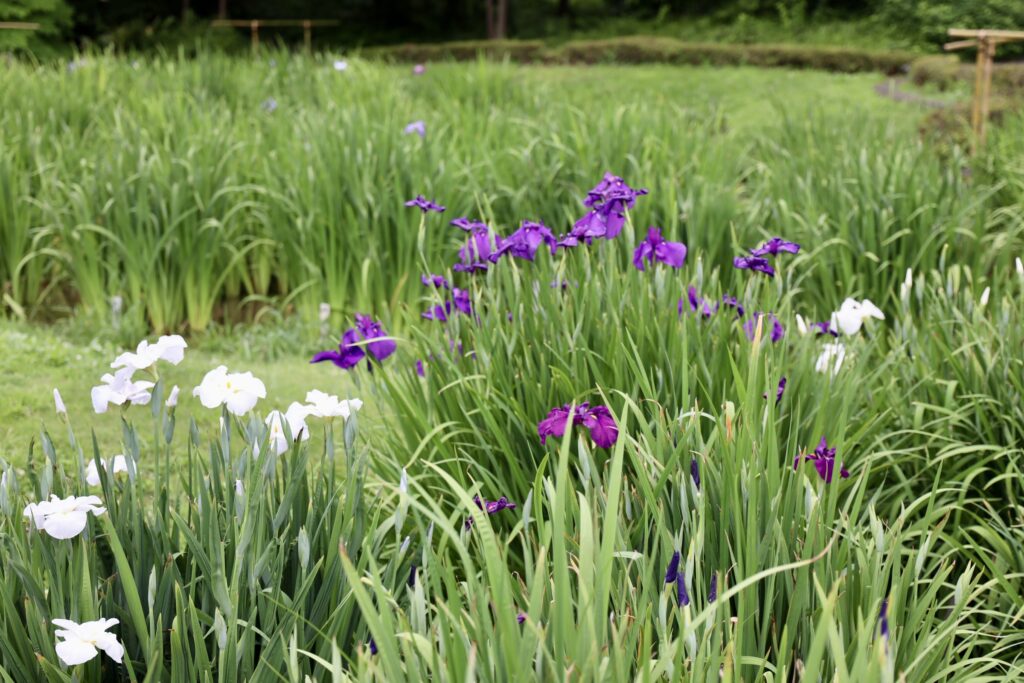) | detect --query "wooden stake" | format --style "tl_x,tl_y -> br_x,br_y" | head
303,20 -> 311,53
979,38 -> 996,149
251,20 -> 259,52
970,35 -> 985,155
